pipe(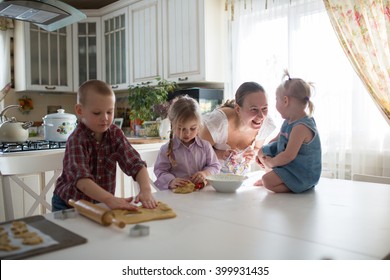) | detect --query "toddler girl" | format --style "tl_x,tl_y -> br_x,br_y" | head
154,95 -> 221,190
256,71 -> 321,193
